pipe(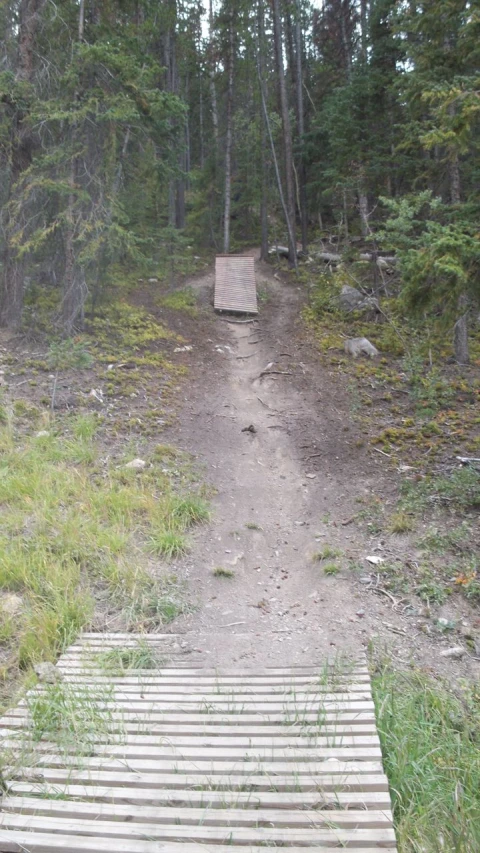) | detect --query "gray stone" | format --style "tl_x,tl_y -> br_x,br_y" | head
0,594 -> 23,617
125,458 -> 147,470
344,338 -> 379,359
338,285 -> 379,314
440,646 -> 466,659
34,662 -> 64,683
